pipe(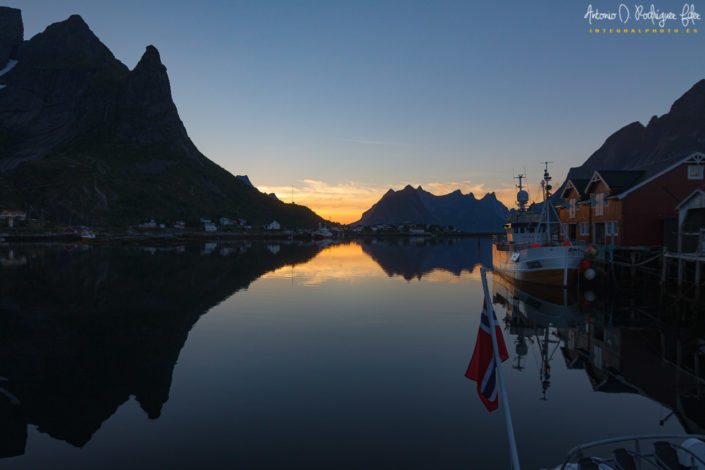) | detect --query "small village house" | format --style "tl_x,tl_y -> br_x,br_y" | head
558,152 -> 705,248
265,220 -> 280,230
676,189 -> 705,253
0,210 -> 26,228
